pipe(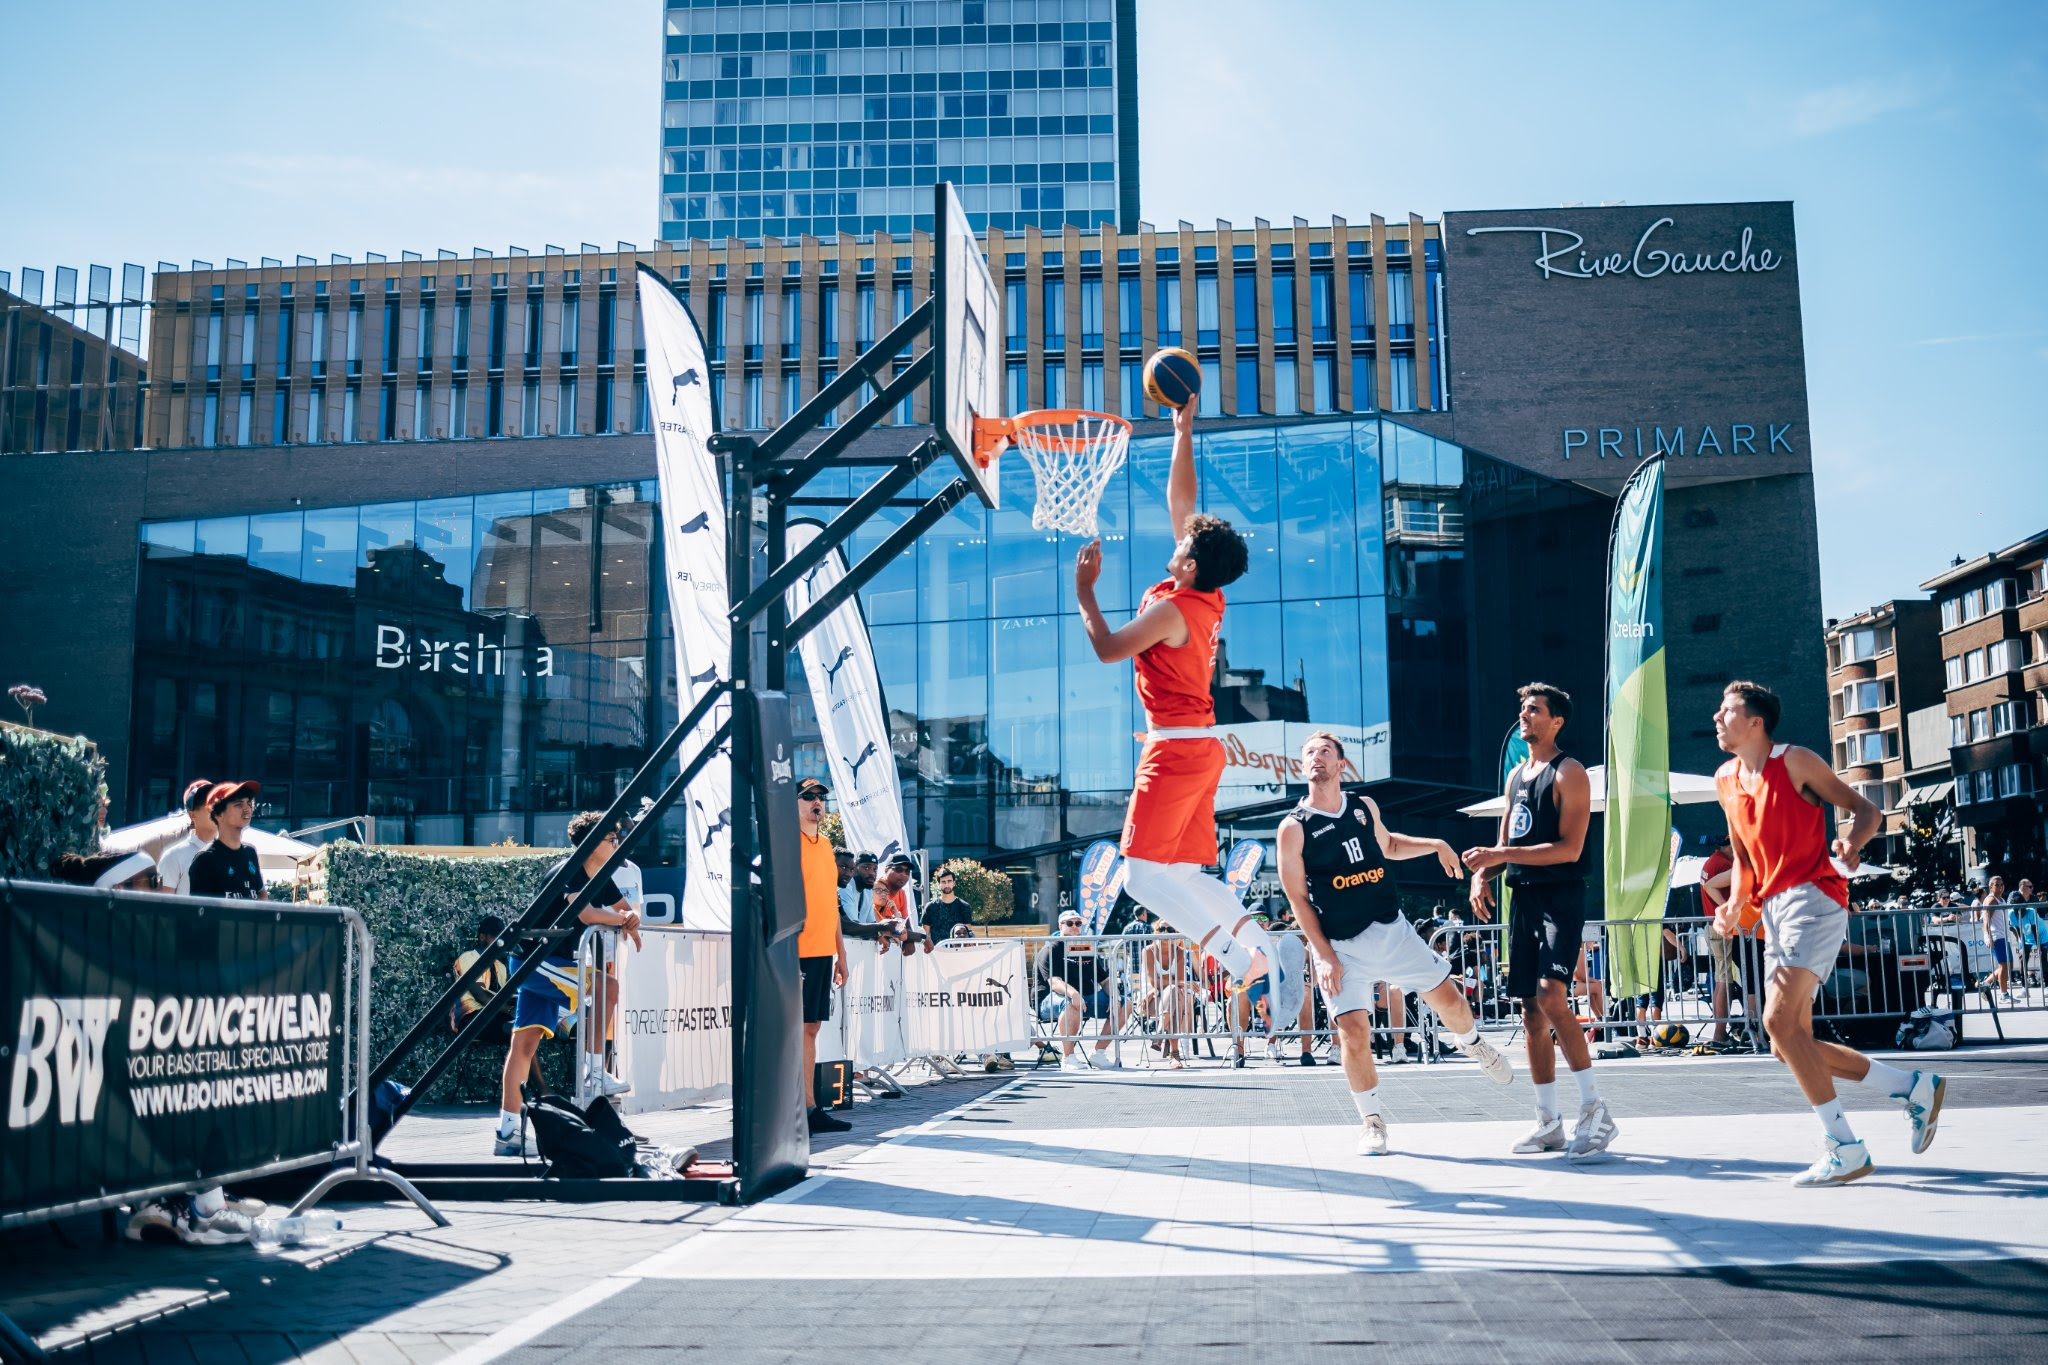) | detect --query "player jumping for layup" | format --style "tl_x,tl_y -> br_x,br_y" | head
1279,732 -> 1513,1156
1074,401 -> 1301,1026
